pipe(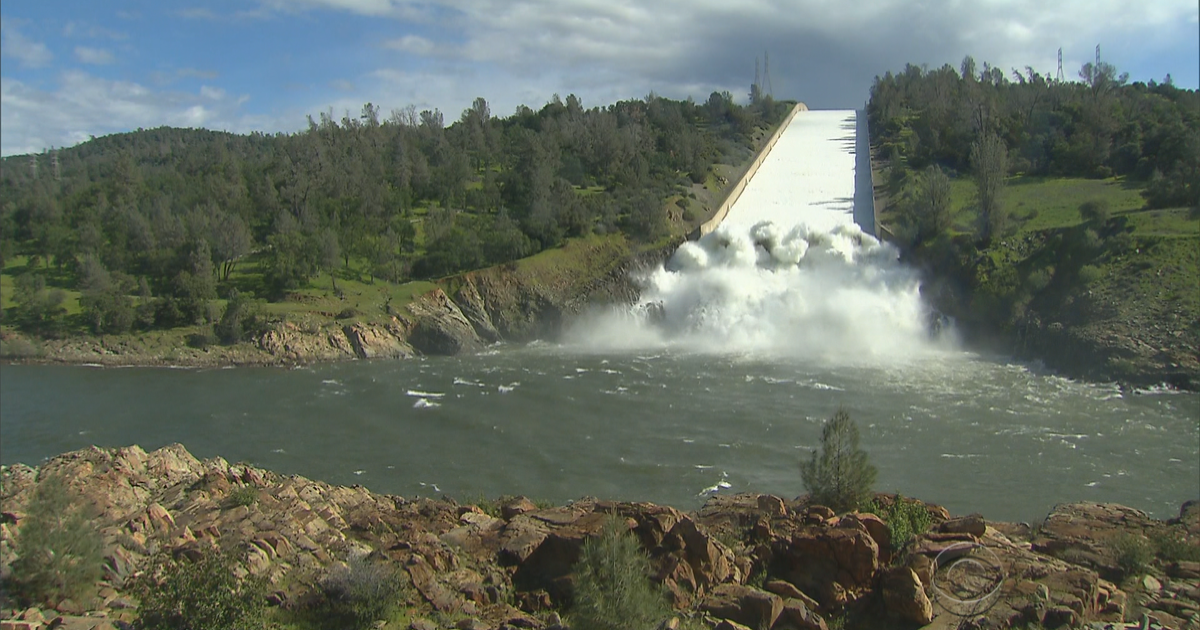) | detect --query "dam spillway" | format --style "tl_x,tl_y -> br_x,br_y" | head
724,109 -> 871,234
